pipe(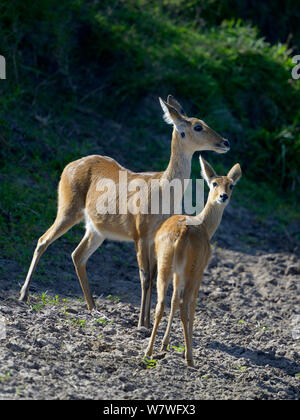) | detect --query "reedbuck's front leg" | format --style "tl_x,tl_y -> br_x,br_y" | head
145,267 -> 172,357
136,239 -> 155,328
145,245 -> 157,328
